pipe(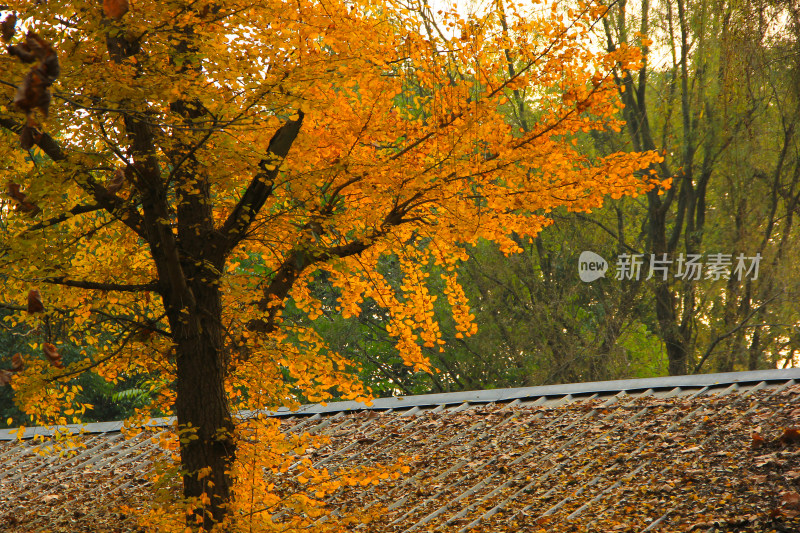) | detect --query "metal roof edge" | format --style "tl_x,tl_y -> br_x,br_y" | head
489,367 -> 800,401
0,416 -> 174,441
3,368 -> 798,440
266,368 -> 800,416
